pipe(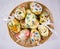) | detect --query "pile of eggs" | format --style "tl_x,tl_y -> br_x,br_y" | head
8,1 -> 52,47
